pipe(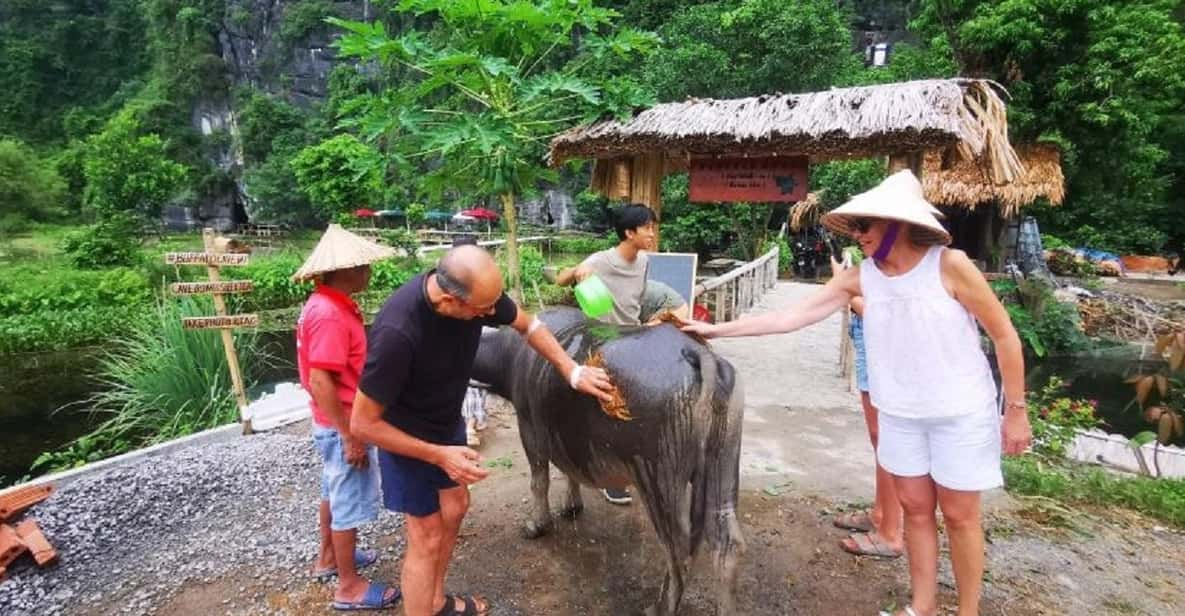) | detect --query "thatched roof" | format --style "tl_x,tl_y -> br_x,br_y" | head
923,143 -> 1064,217
550,79 -> 1023,184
